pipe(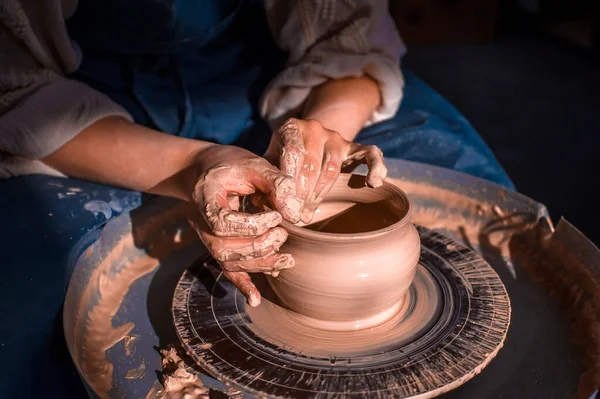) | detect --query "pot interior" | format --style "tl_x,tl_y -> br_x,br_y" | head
298,174 -> 410,235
